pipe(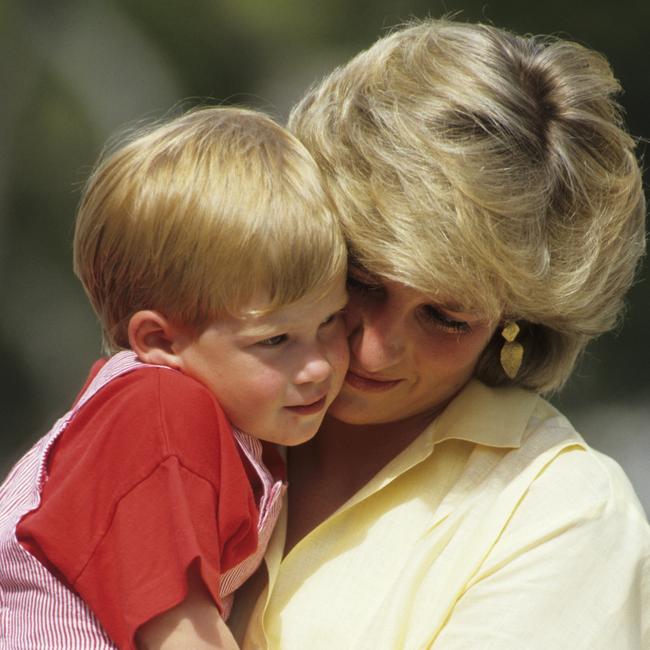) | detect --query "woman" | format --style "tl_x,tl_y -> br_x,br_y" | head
233,18 -> 648,648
